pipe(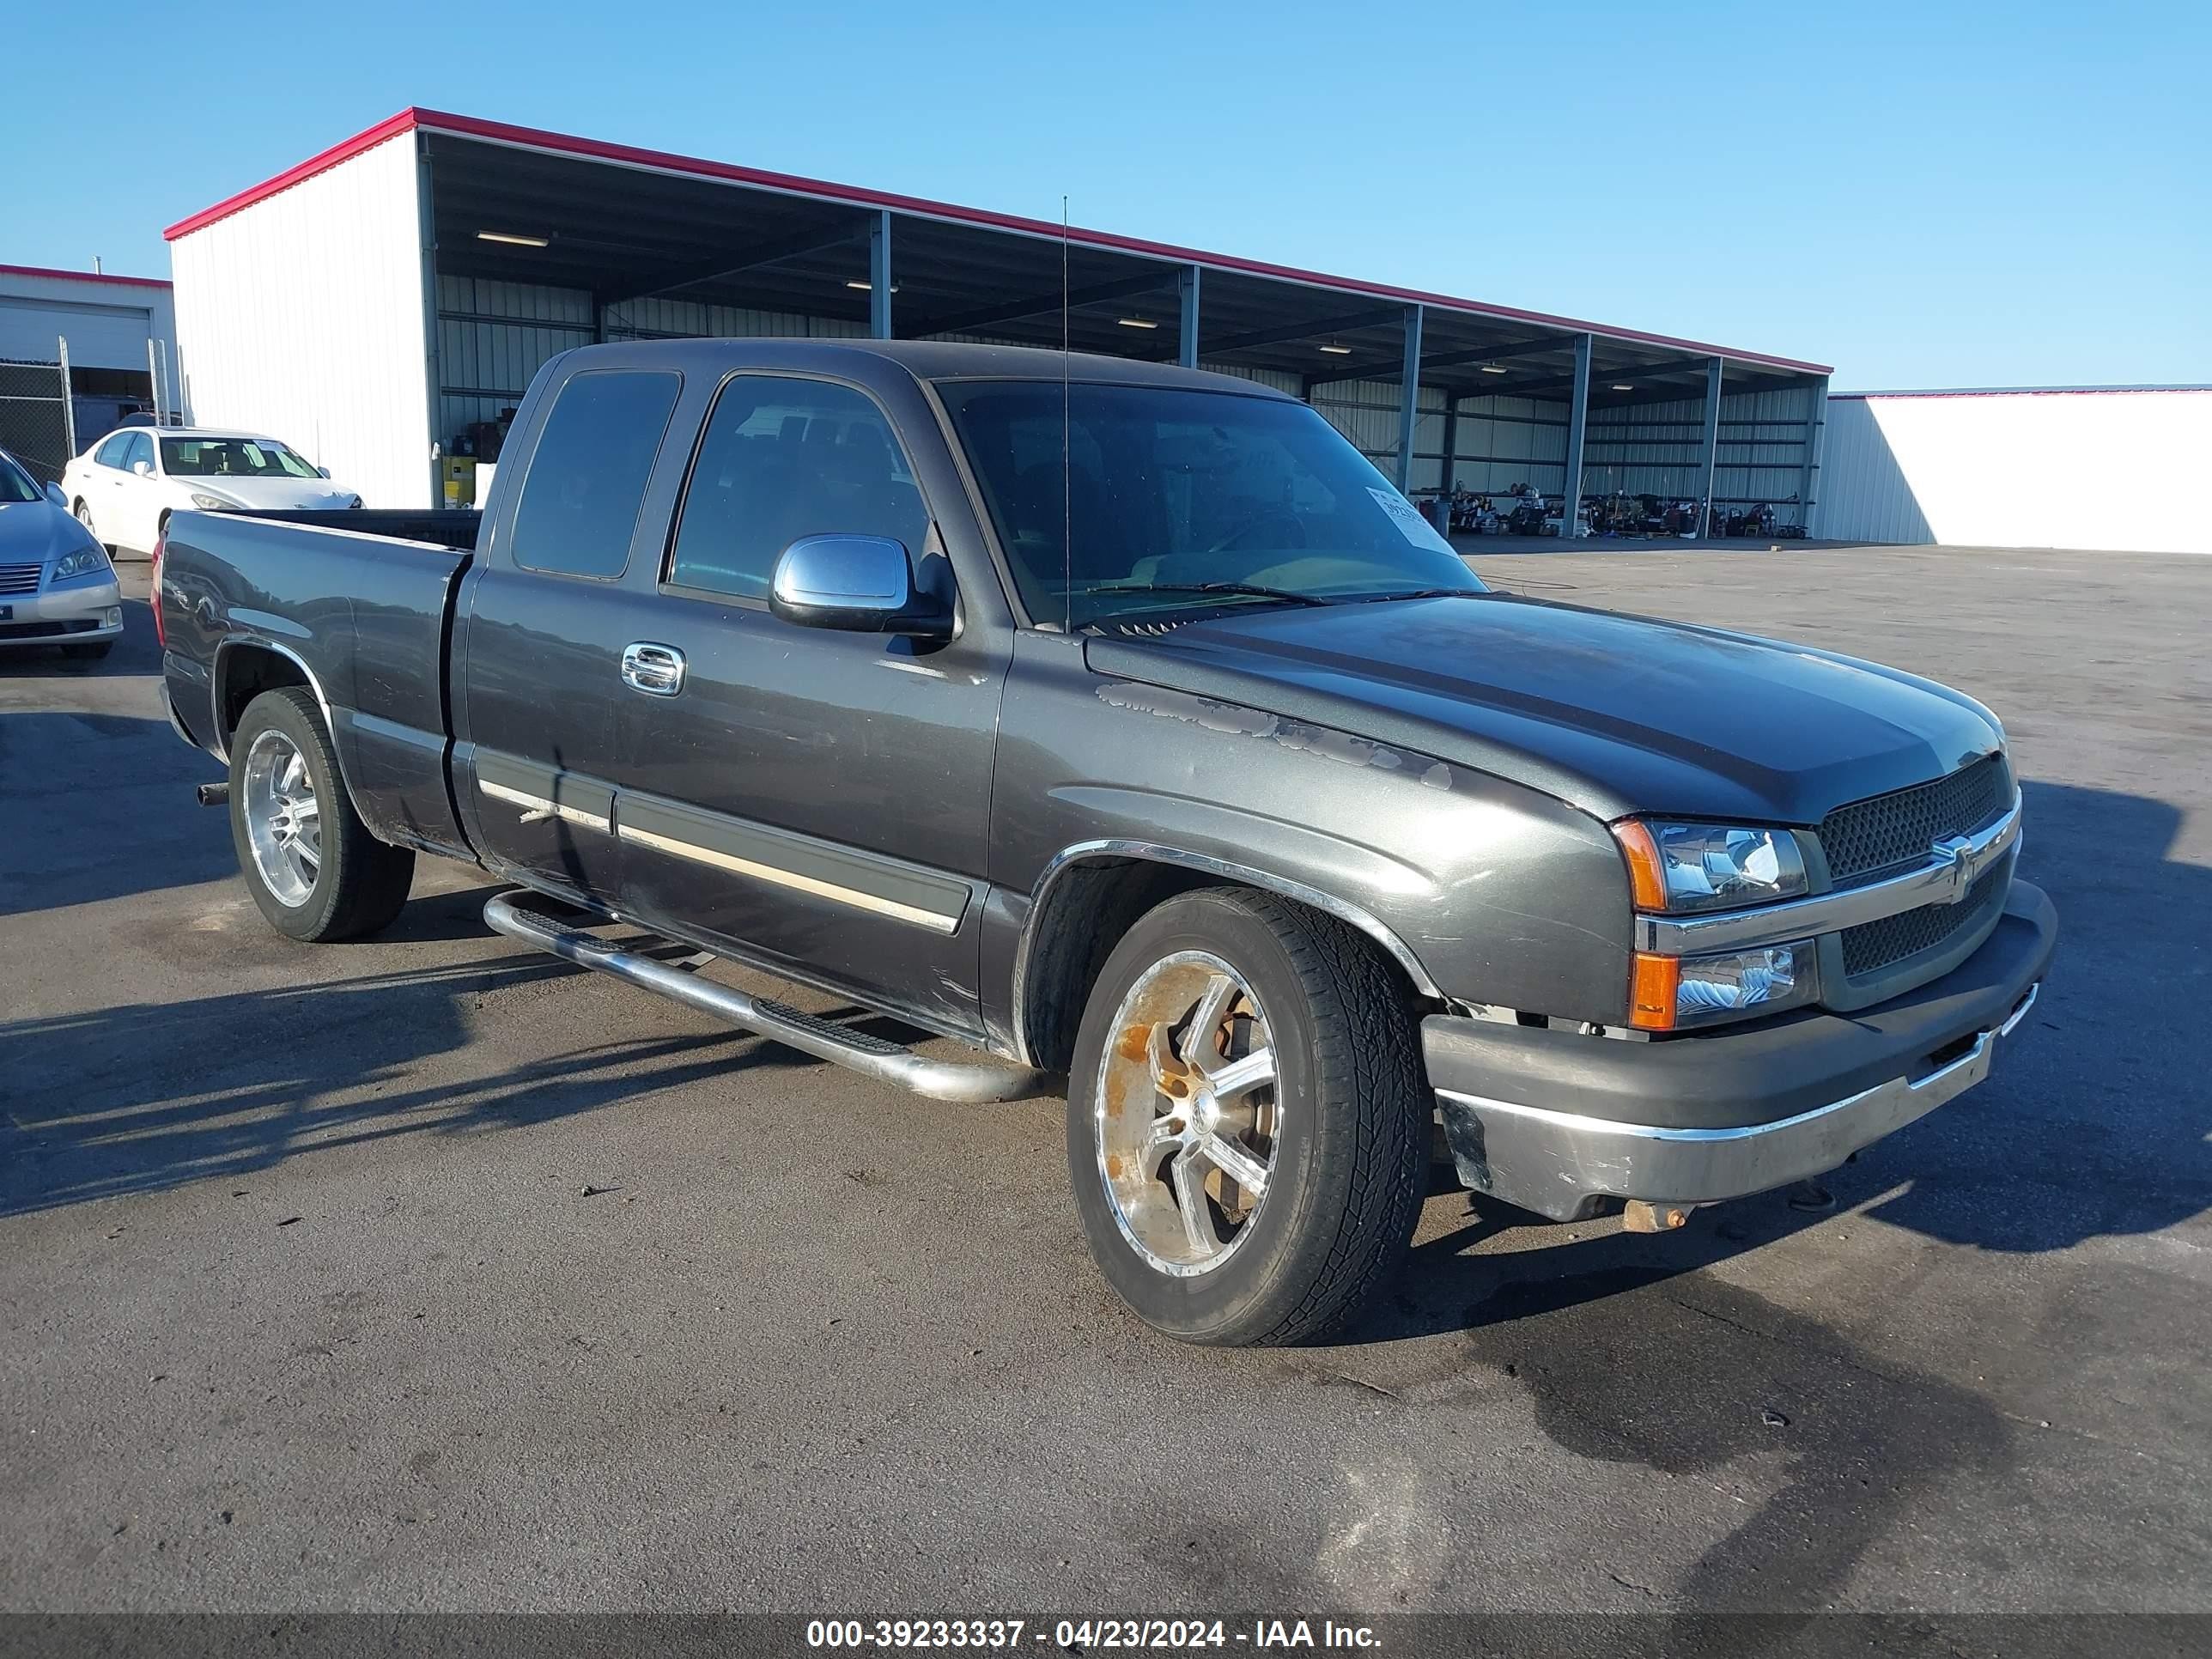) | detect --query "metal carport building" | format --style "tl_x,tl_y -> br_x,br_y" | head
166,108 -> 1832,519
